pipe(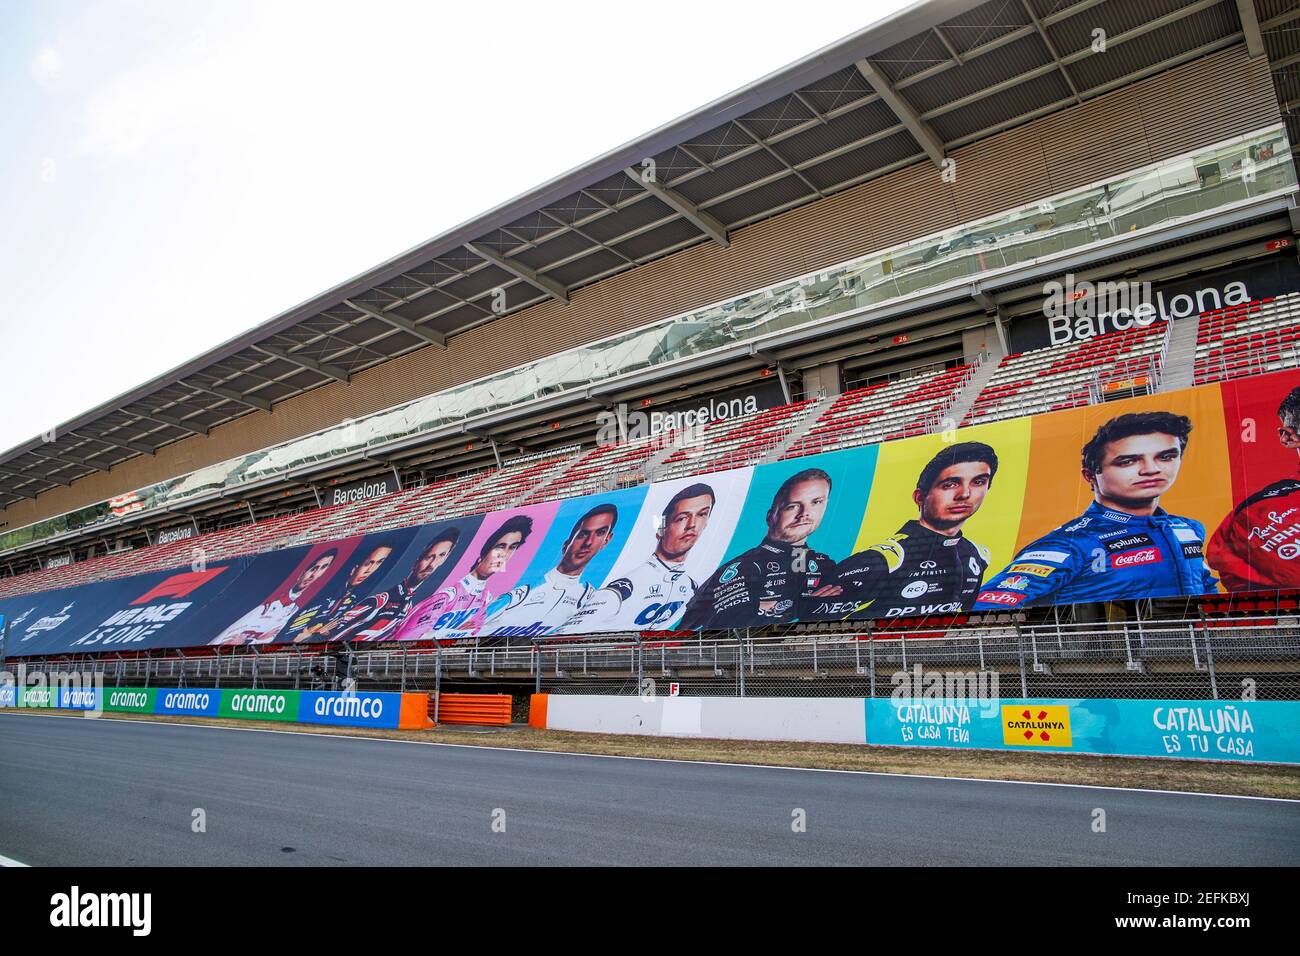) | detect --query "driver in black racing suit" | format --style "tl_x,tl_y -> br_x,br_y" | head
807,441 -> 999,621
681,468 -> 836,631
